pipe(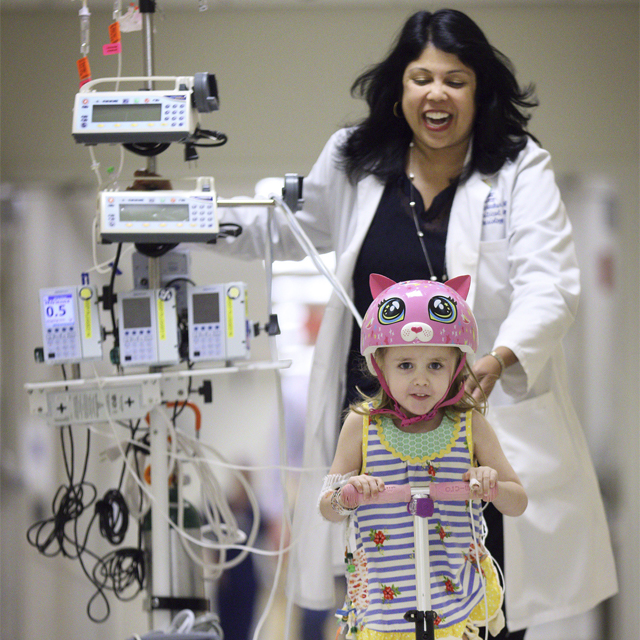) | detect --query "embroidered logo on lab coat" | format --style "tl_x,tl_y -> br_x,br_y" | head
481,191 -> 507,240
